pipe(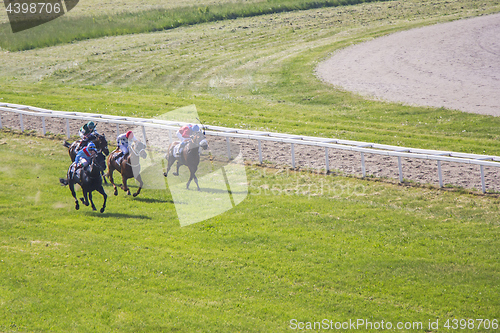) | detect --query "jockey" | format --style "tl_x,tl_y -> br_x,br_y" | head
79,121 -> 96,139
115,130 -> 138,164
78,121 -> 97,150
176,124 -> 200,155
75,142 -> 98,168
72,142 -> 98,179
